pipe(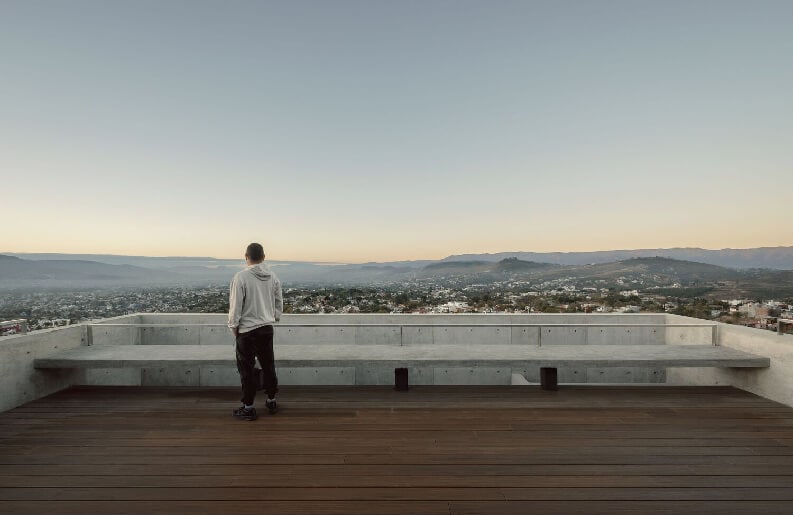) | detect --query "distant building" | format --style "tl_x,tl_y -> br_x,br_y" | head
739,302 -> 761,318
0,319 -> 28,336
